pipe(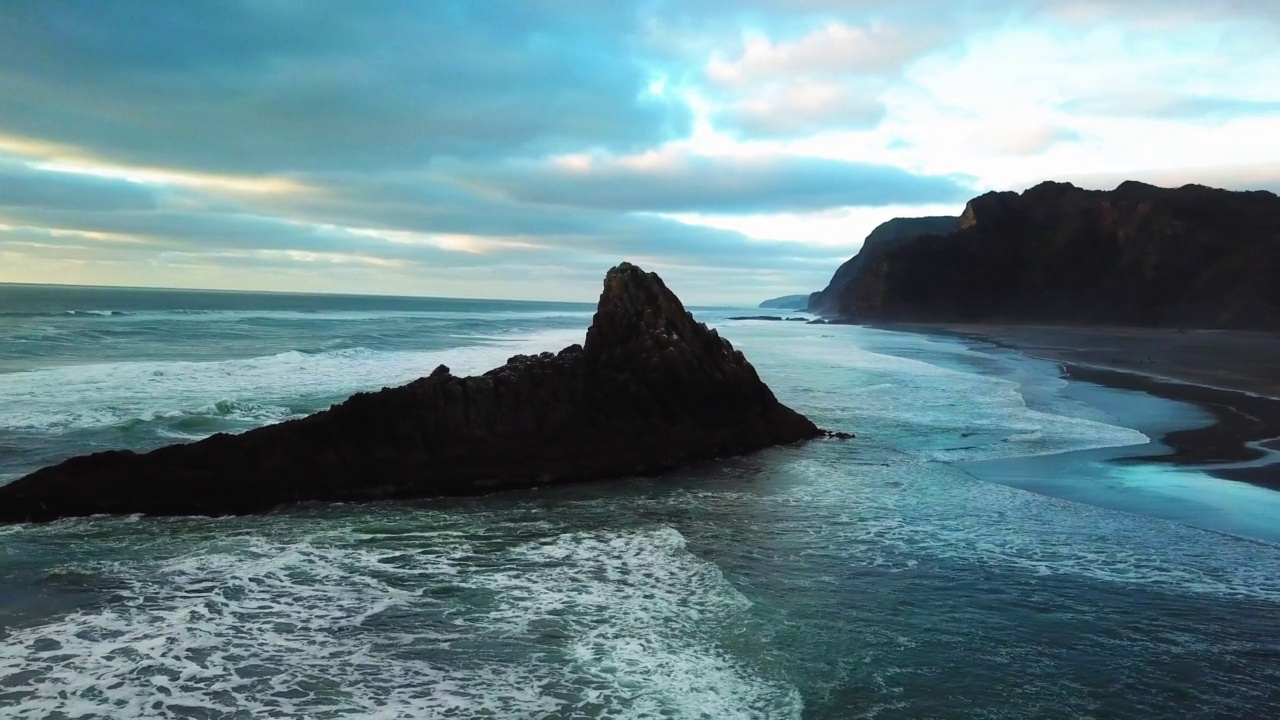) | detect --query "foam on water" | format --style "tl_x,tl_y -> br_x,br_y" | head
0,516 -> 800,719
775,456 -> 1280,604
721,323 -> 1151,463
64,310 -> 129,317
0,328 -> 583,434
